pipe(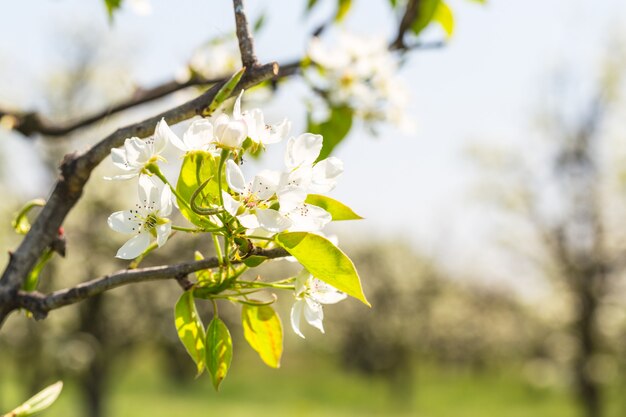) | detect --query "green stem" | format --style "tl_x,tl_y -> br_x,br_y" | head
147,164 -> 192,212
171,225 -> 219,233
212,234 -> 224,264
234,280 -> 295,290
217,149 -> 230,207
